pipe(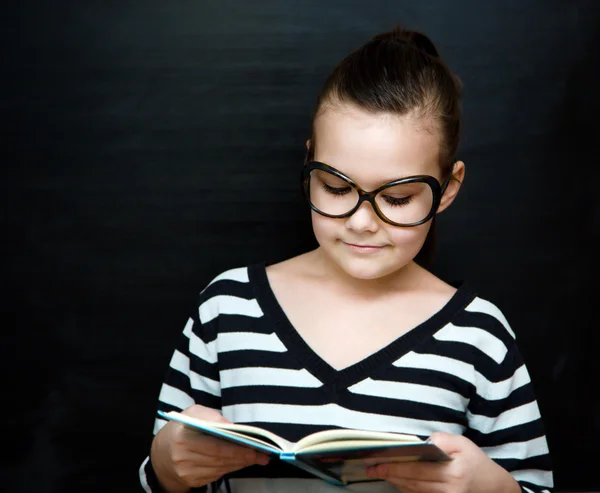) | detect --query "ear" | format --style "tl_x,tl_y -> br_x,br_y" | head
436,160 -> 465,214
304,139 -> 313,164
